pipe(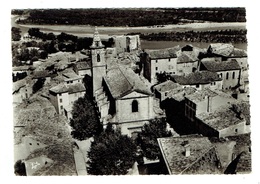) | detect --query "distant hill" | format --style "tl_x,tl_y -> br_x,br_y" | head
12,8 -> 246,27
